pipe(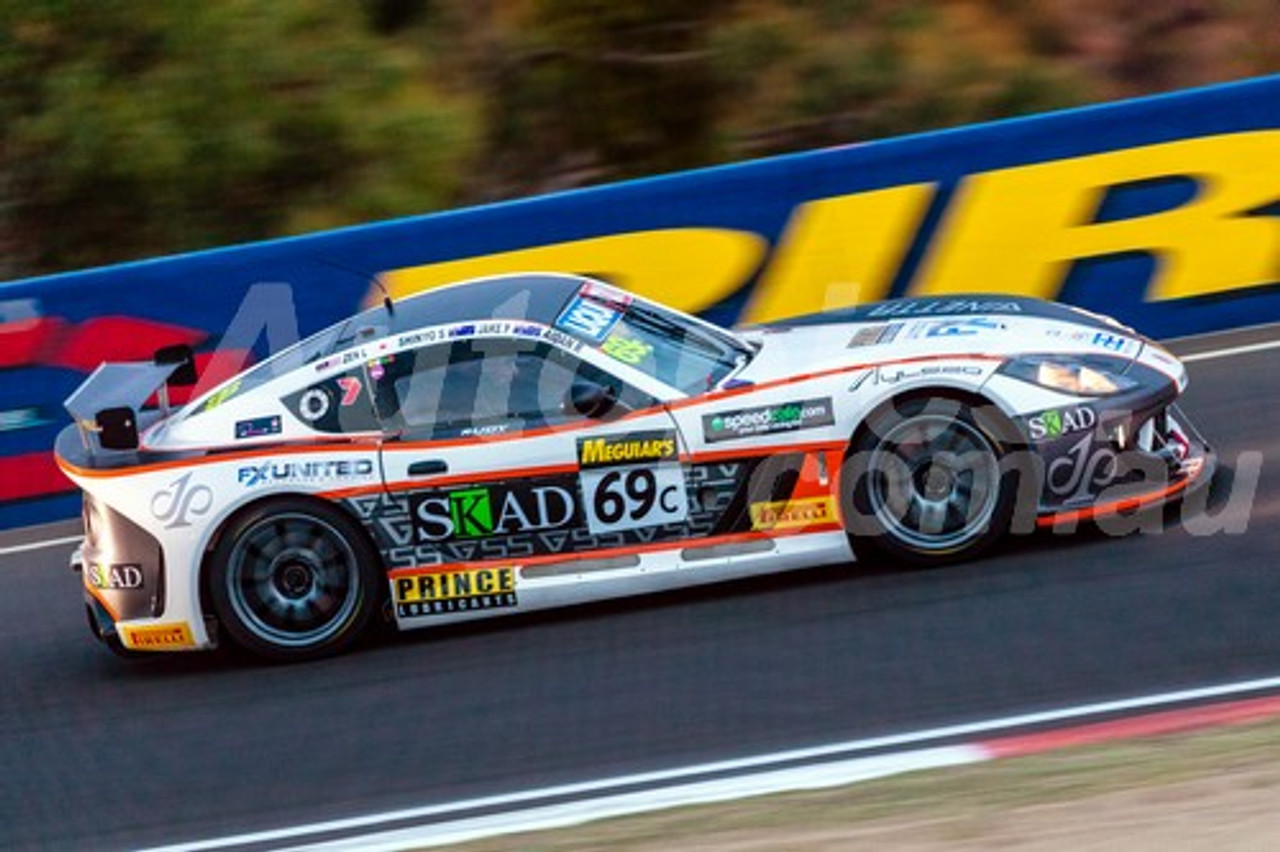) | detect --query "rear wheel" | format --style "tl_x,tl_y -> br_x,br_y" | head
843,396 -> 1021,566
208,500 -> 380,662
